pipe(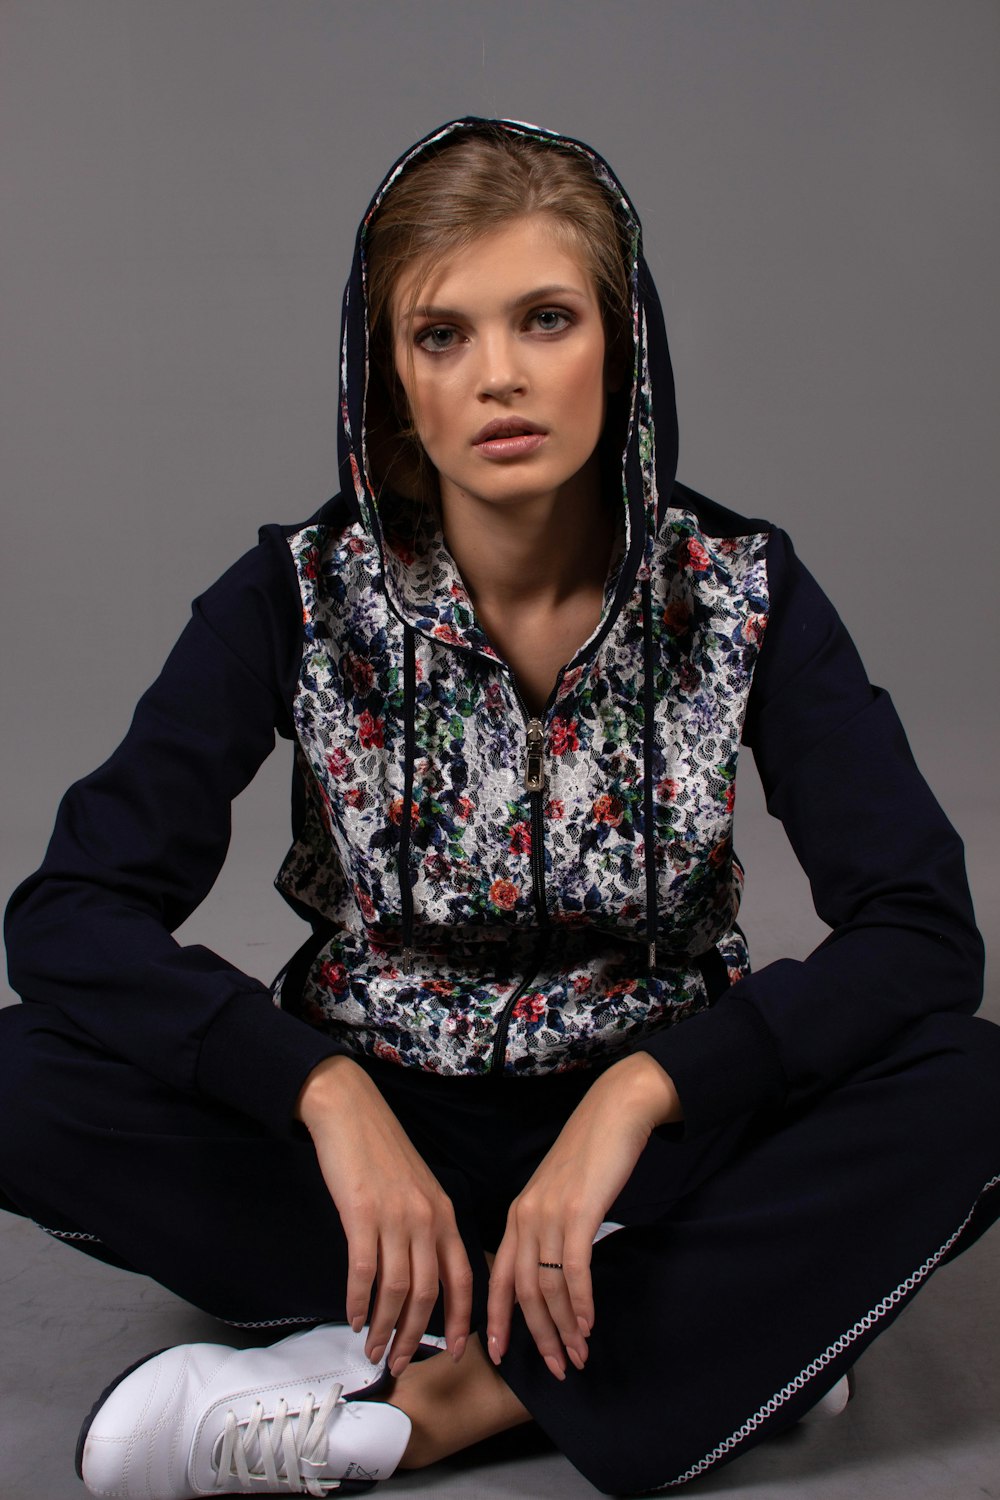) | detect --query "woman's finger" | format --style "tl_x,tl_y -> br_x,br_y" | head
365,1229 -> 411,1363
438,1224 -> 474,1361
536,1251 -> 590,1372
557,1223 -> 596,1341
513,1228 -> 570,1380
385,1225 -> 441,1376
343,1214 -> 379,1335
515,1190 -> 593,1369
485,1232 -> 517,1365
